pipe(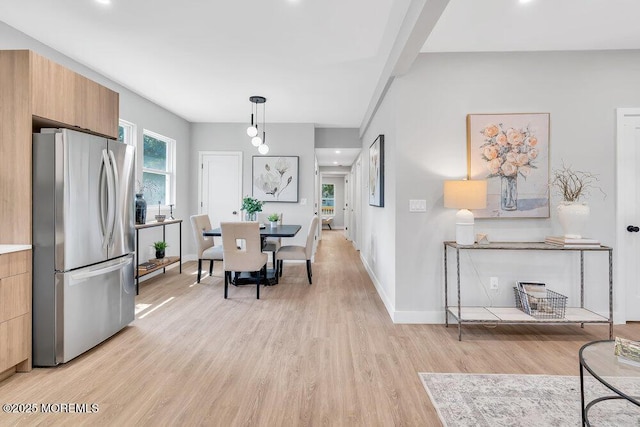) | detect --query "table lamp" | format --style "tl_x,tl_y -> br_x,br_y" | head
443,180 -> 487,245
